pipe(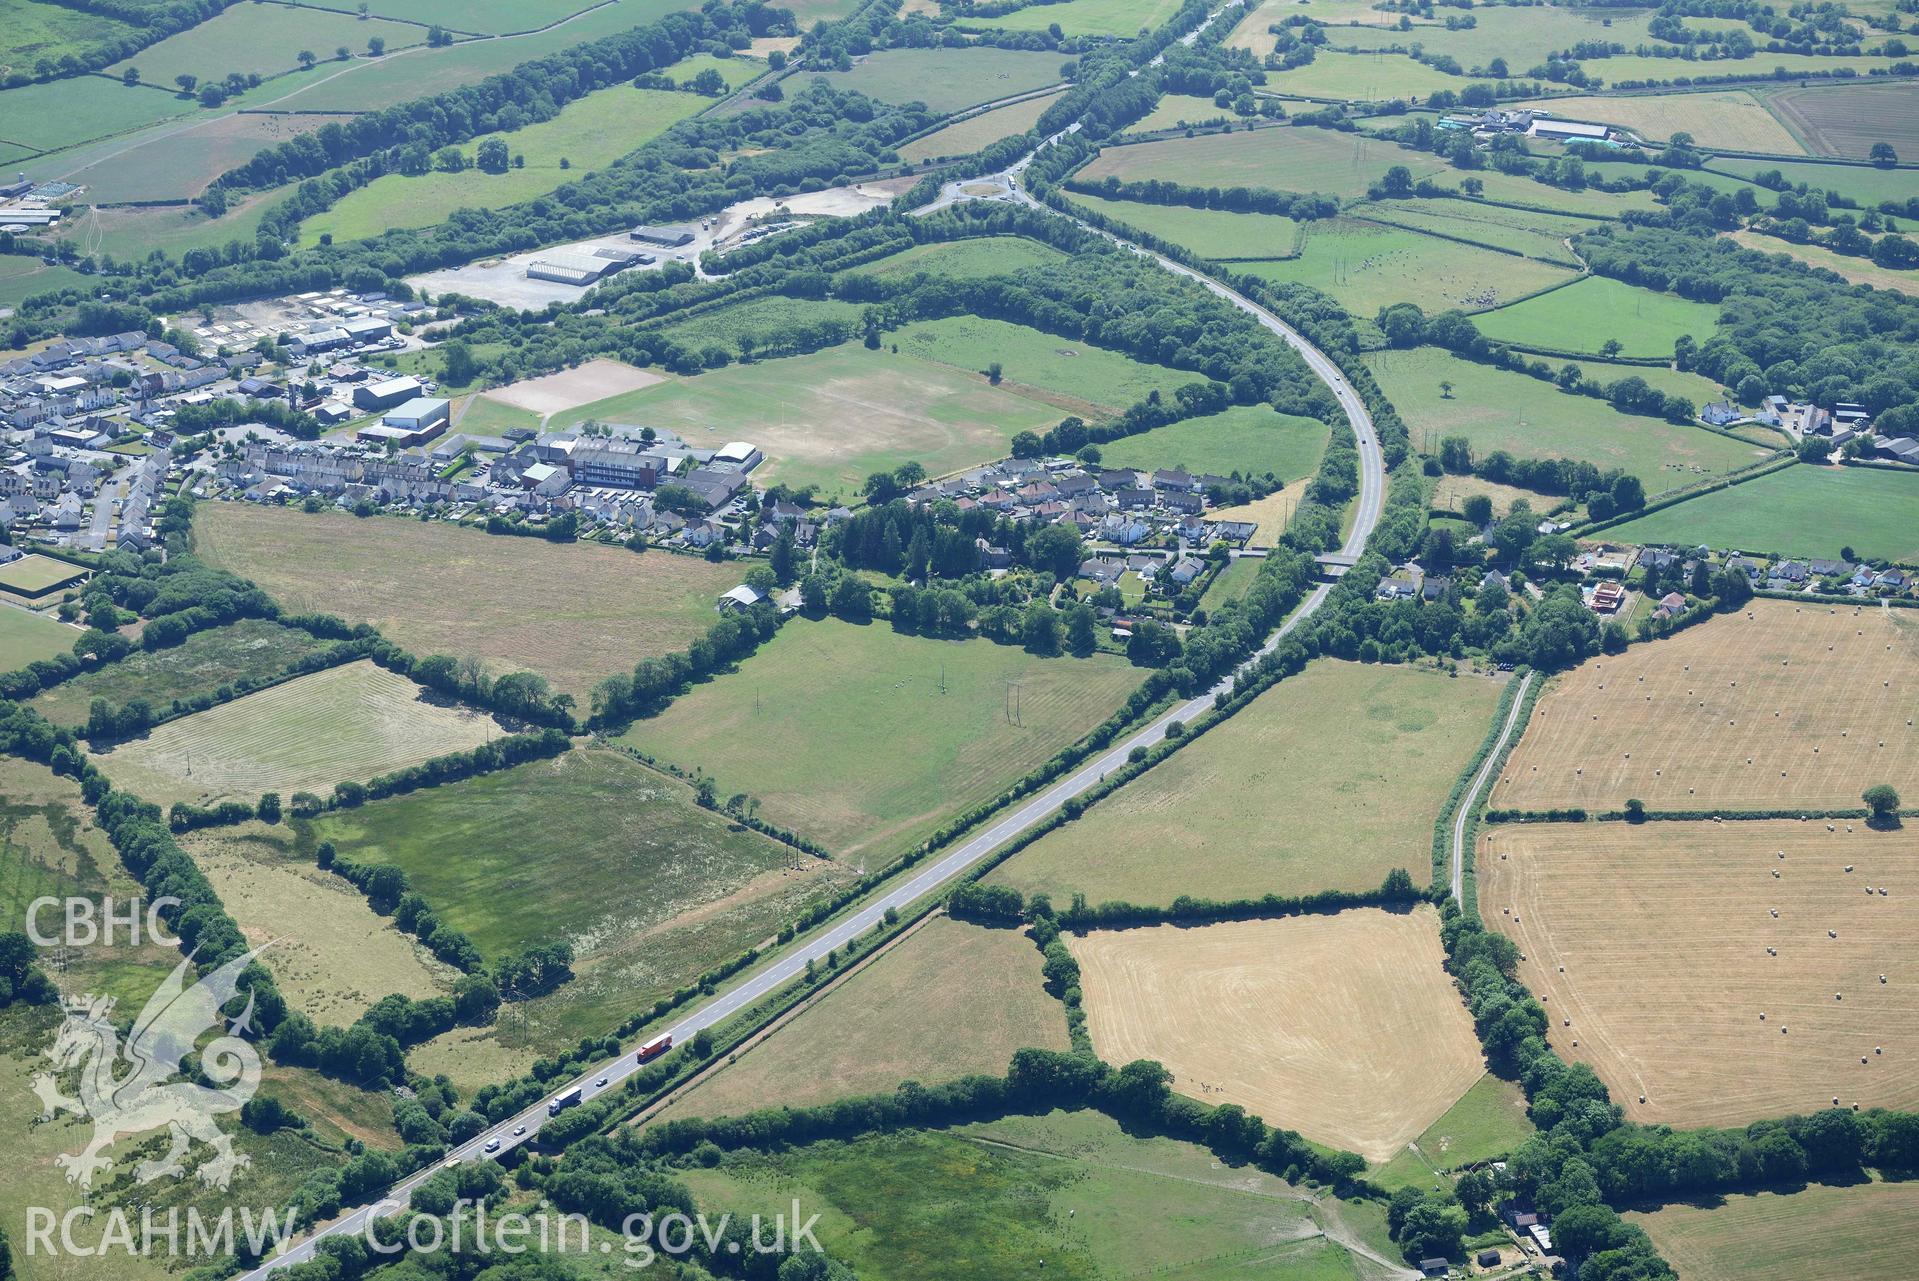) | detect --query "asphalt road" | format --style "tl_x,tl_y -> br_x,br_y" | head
243,75 -> 1386,1280
1450,670 -> 1536,902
